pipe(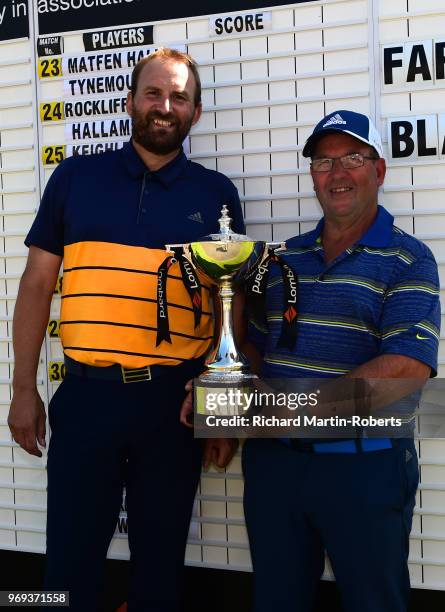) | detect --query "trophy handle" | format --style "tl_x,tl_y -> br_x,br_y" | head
266,241 -> 287,254
181,244 -> 193,268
